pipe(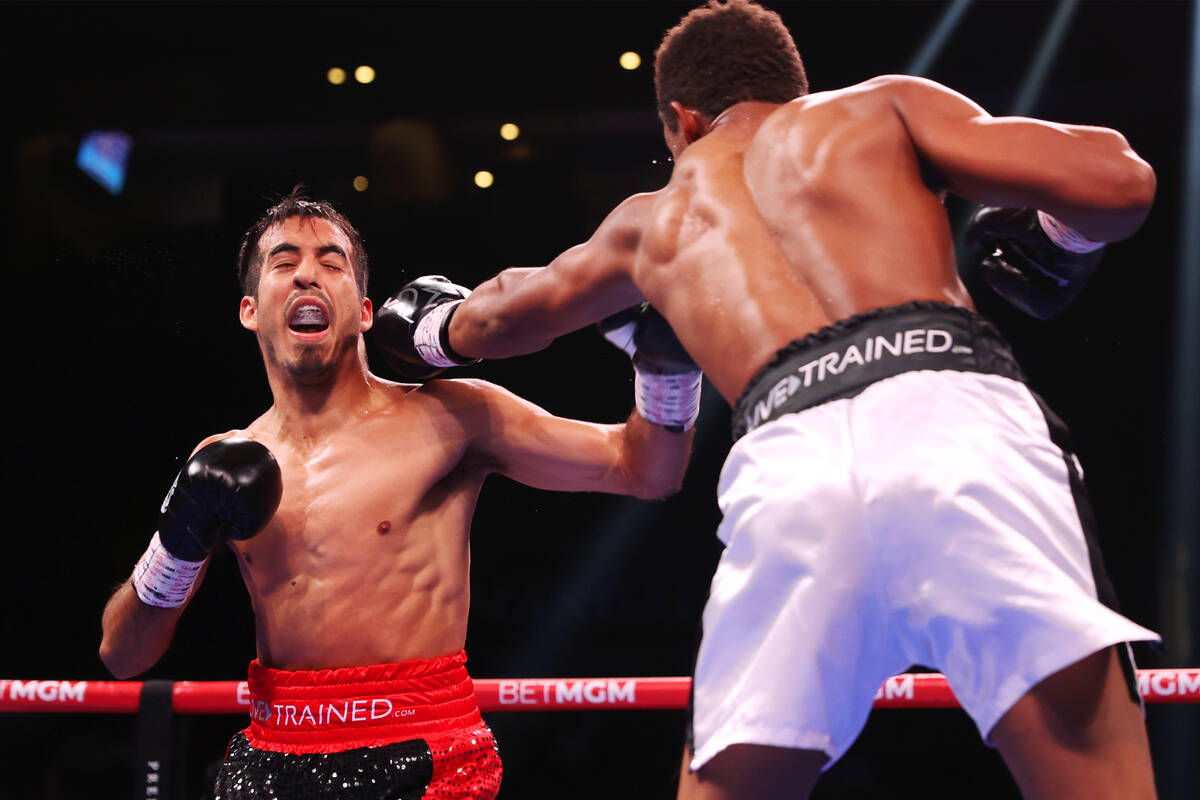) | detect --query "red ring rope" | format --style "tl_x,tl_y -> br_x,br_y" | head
0,669 -> 1196,714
